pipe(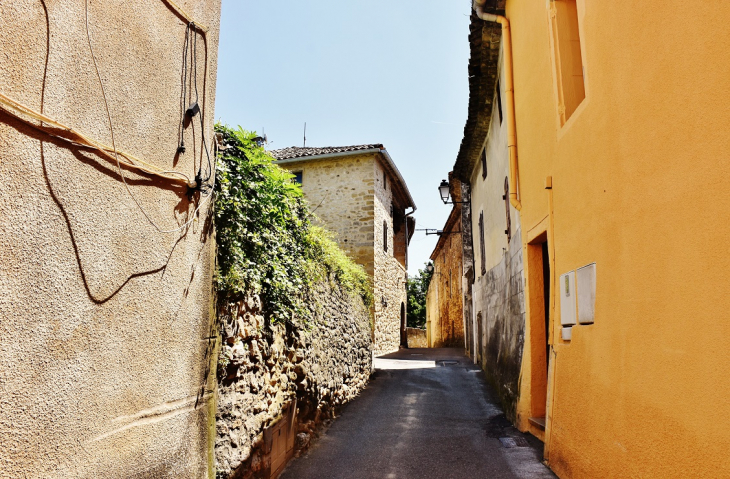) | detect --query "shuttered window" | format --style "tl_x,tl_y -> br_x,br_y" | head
479,212 -> 486,275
